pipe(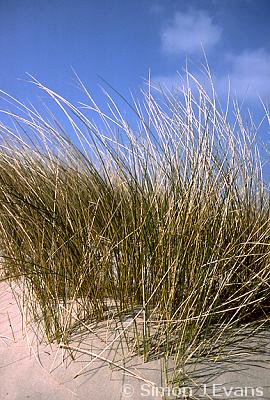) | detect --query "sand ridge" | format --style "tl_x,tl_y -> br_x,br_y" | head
1,282 -> 270,400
